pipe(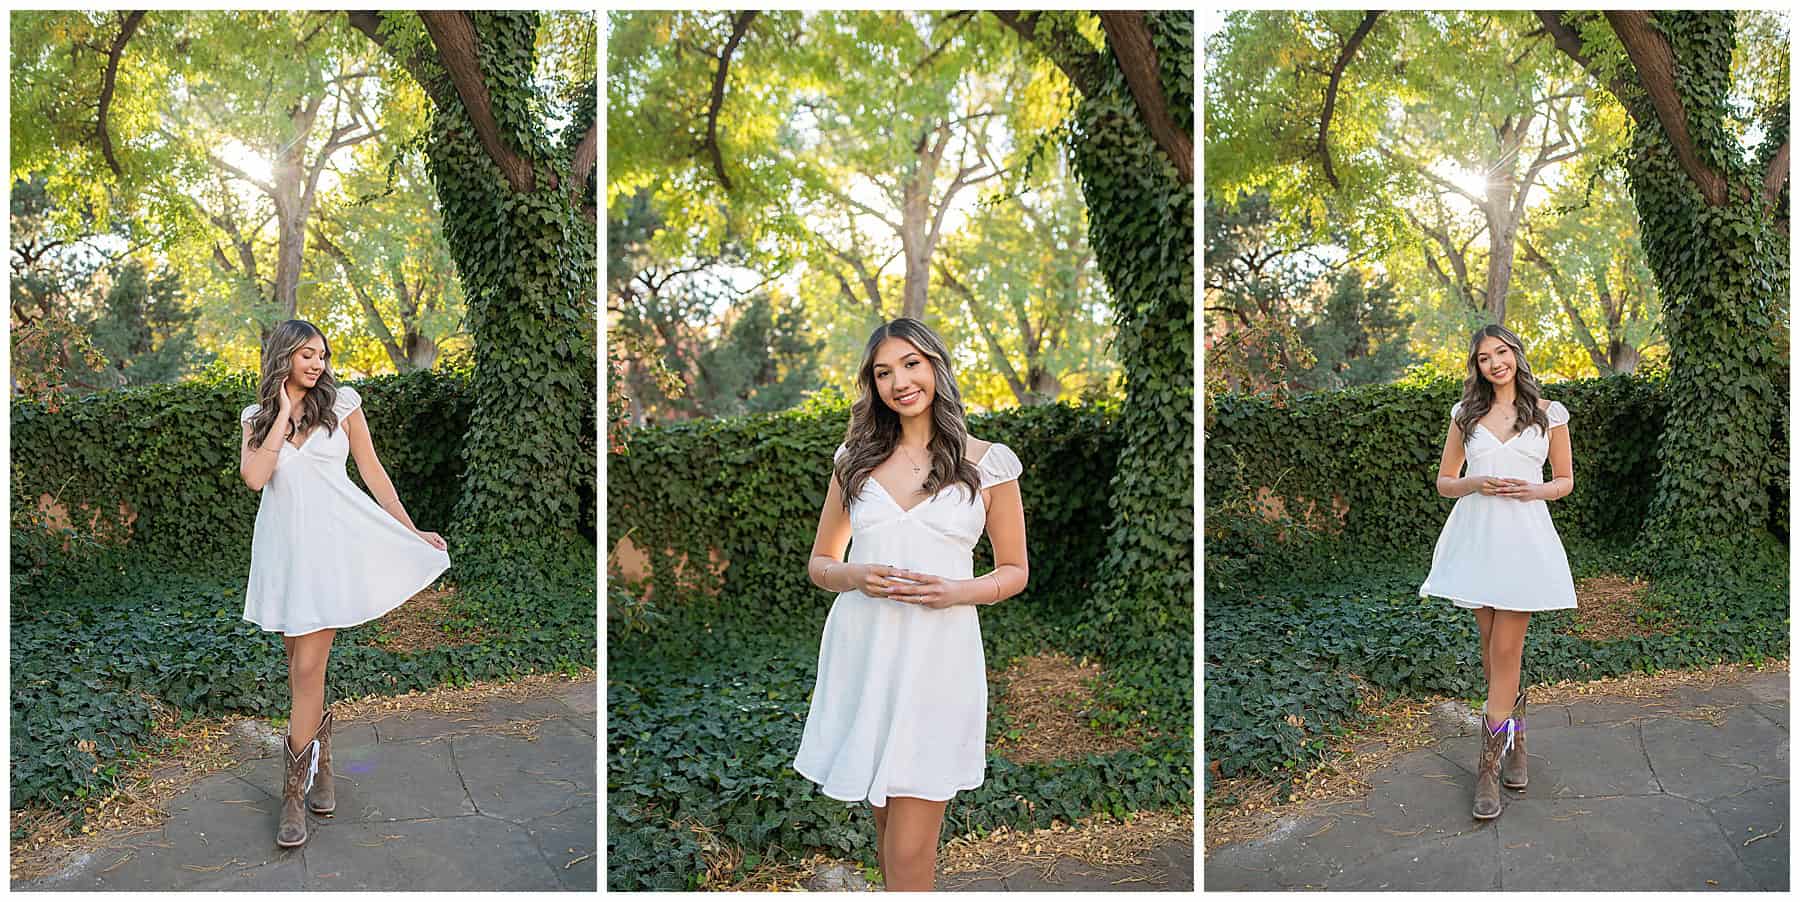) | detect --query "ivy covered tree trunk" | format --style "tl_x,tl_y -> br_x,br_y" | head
1001,11 -> 1195,716
1542,11 -> 1787,565
353,11 -> 598,574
